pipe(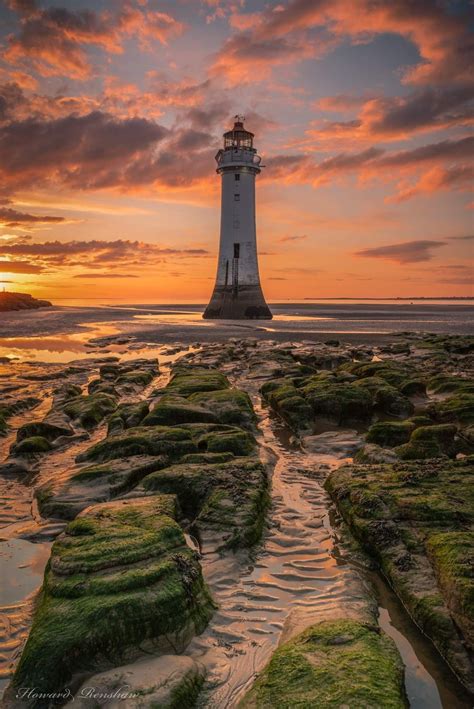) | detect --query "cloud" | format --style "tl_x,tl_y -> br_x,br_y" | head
0,238 -> 210,276
354,240 -> 446,264
279,234 -> 308,243
0,110 -> 168,191
210,30 -> 327,85
249,0 -> 473,87
313,85 -> 474,144
449,235 -> 474,242
387,165 -> 474,203
0,206 -> 65,227
4,1 -> 185,80
0,258 -> 44,273
73,273 -> 139,278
